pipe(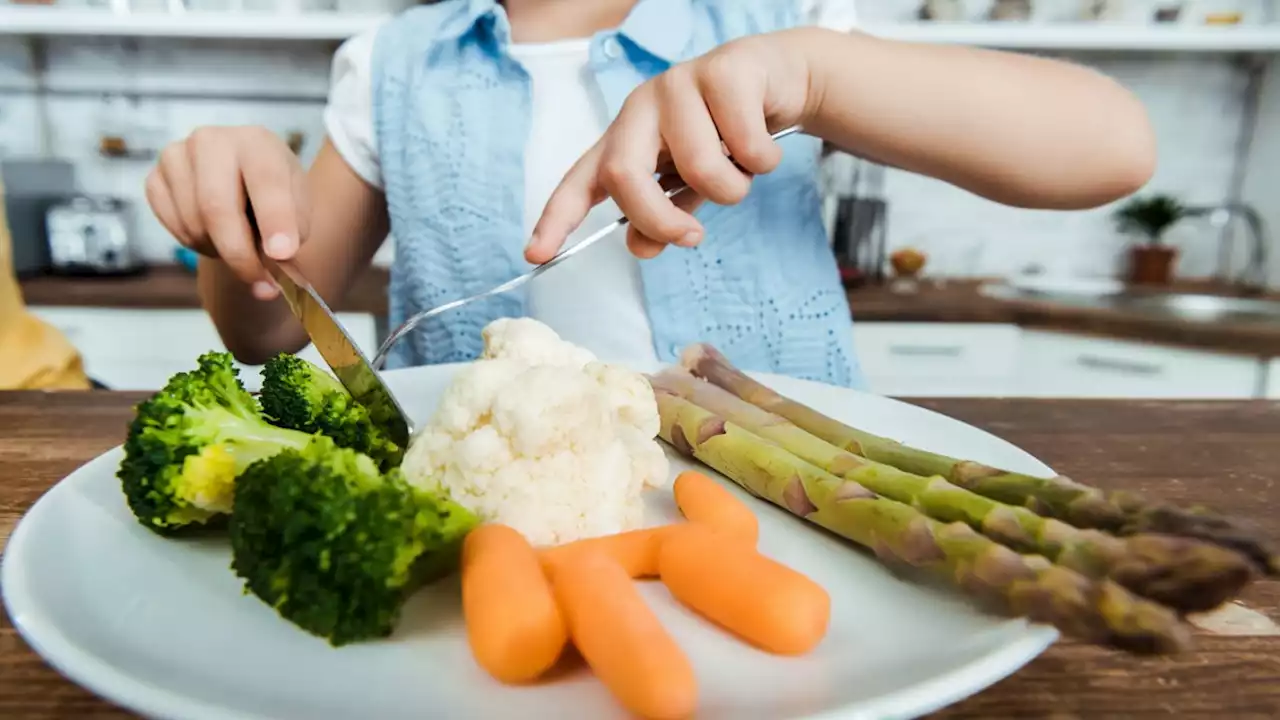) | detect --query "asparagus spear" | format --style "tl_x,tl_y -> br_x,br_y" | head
649,368 -> 1255,613
681,343 -> 1280,577
655,391 -> 1193,655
